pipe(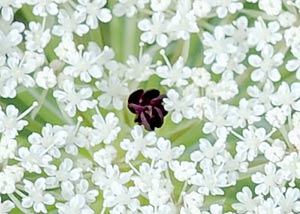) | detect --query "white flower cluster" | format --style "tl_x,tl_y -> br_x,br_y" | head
1,0 -> 300,213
